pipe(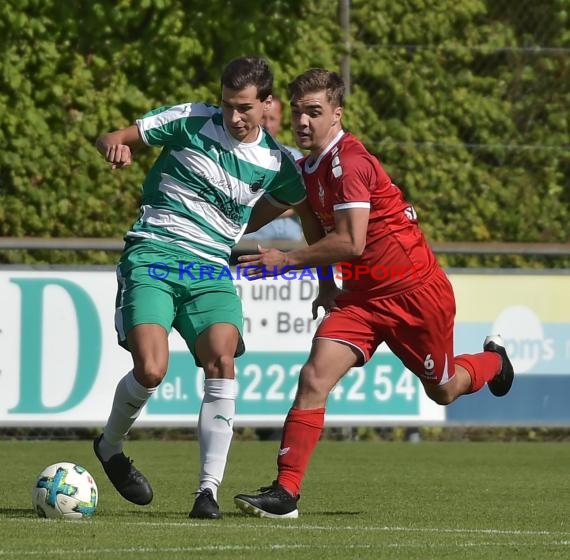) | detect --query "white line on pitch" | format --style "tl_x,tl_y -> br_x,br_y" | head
4,517 -> 570,537
125,521 -> 570,537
